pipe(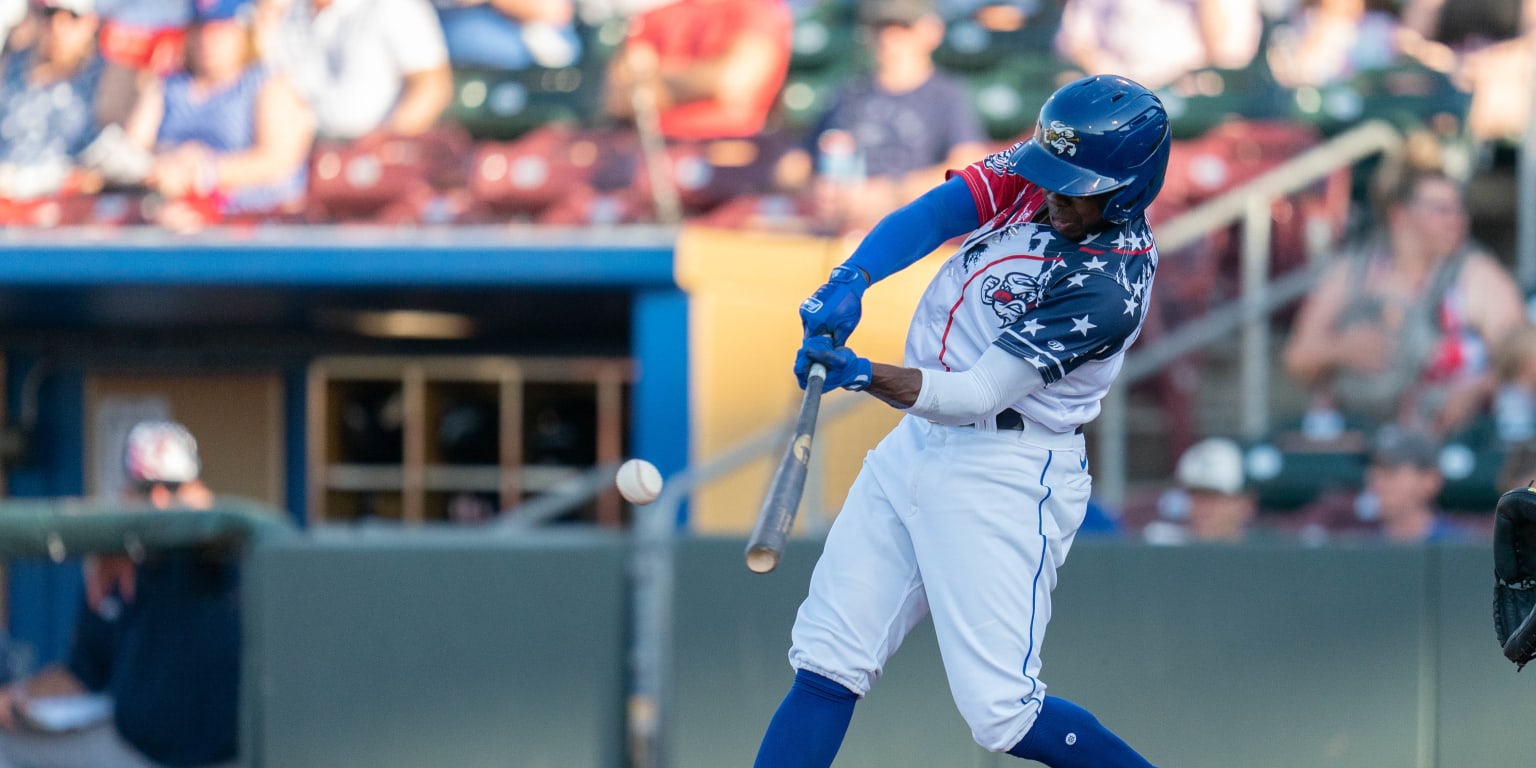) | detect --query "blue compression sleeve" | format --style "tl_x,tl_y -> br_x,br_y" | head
1007,696 -> 1158,768
842,175 -> 978,284
754,669 -> 859,768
